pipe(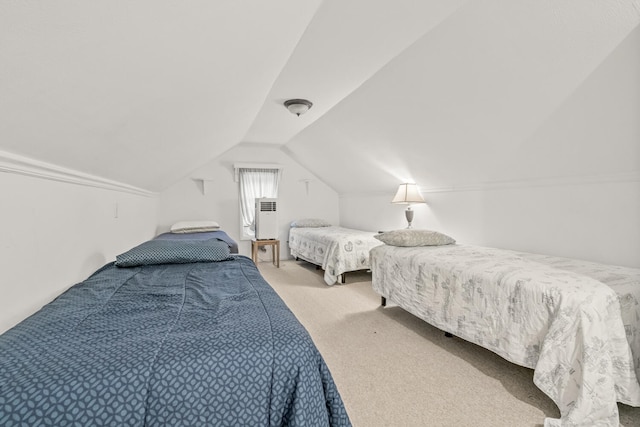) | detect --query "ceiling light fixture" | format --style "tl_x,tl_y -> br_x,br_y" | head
284,99 -> 313,116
